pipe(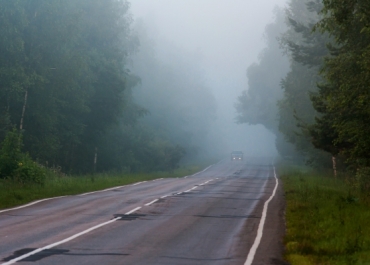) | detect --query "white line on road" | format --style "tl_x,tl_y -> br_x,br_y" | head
184,187 -> 196,193
244,167 -> 279,265
124,207 -> 141,215
0,205 -> 144,265
0,196 -> 67,214
0,161 -> 216,214
191,164 -> 213,177
0,179 -> 151,213
132,181 -> 147,186
79,185 -> 126,196
1,176 -> 217,264
145,199 -> 159,206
